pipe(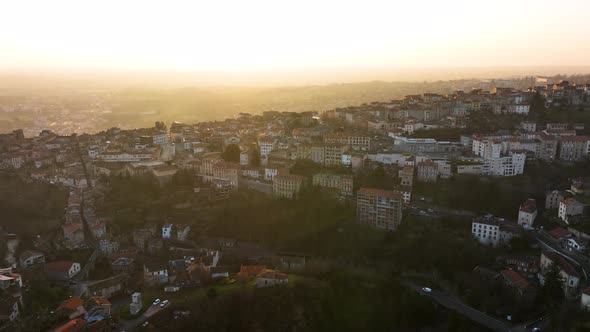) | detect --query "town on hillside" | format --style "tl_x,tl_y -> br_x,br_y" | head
1,78 -> 590,331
